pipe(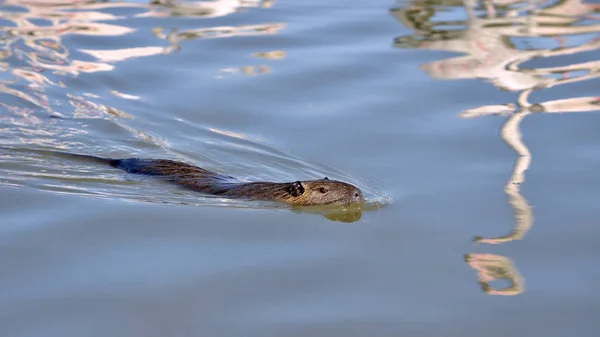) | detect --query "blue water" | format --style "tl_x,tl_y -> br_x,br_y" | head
1,0 -> 600,336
